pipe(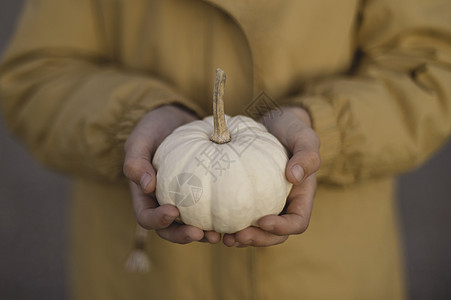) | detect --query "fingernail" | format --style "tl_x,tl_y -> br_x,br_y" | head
140,172 -> 152,190
185,236 -> 192,243
233,242 -> 240,247
244,240 -> 253,245
291,165 -> 304,183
